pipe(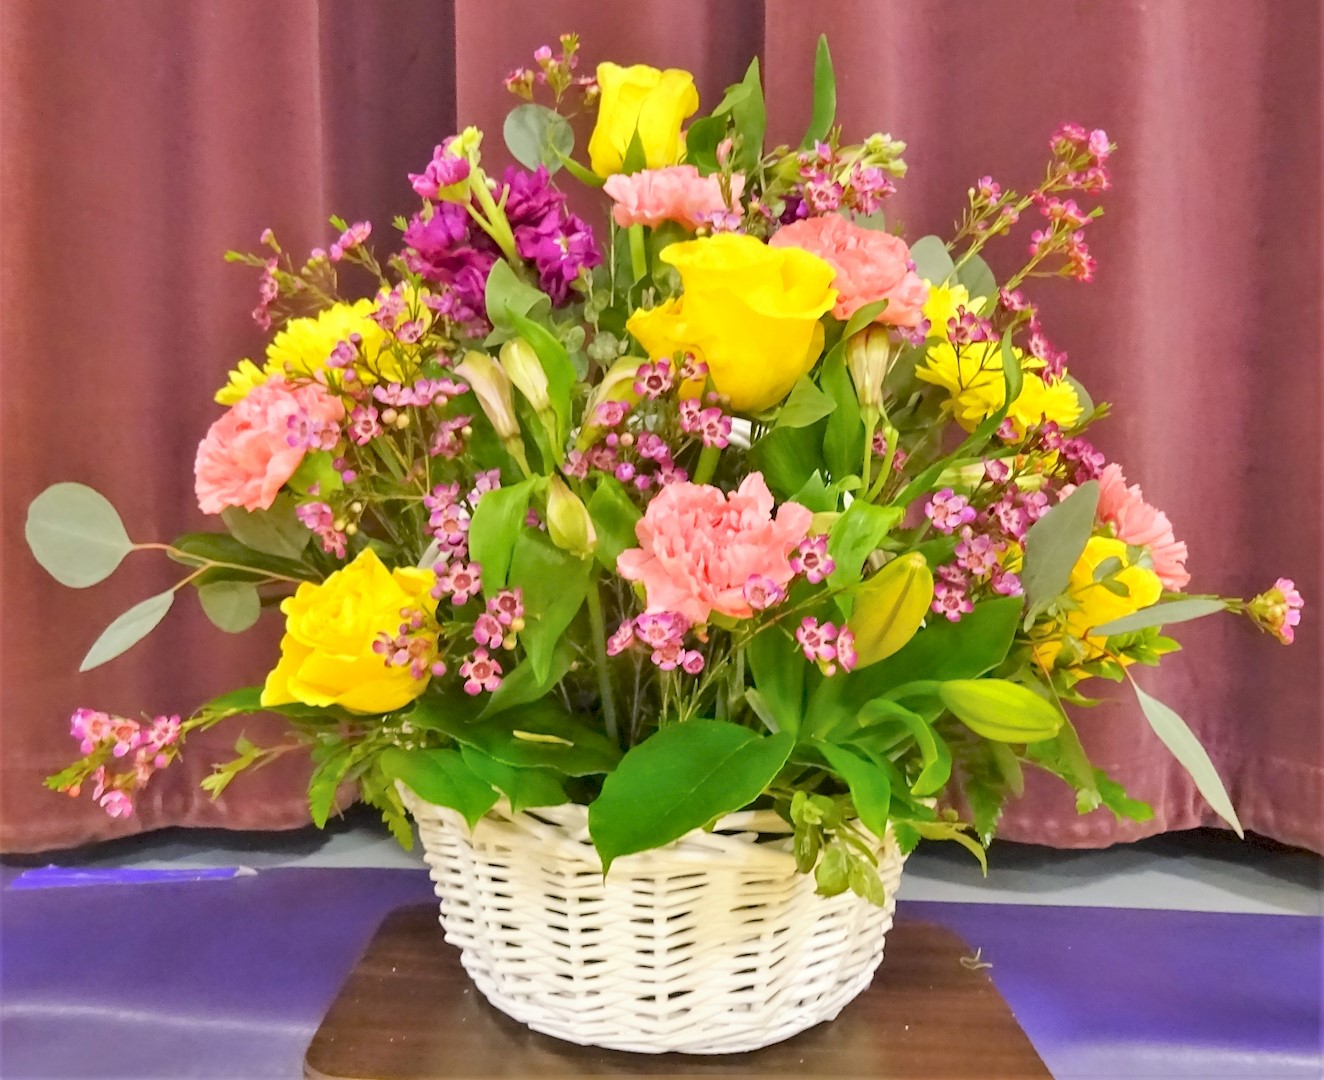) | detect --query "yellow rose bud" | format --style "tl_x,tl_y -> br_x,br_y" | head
456,350 -> 520,440
846,327 -> 894,413
546,475 -> 597,559
500,337 -> 550,414
626,234 -> 838,412
847,552 -> 935,668
588,62 -> 699,177
261,548 -> 439,714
